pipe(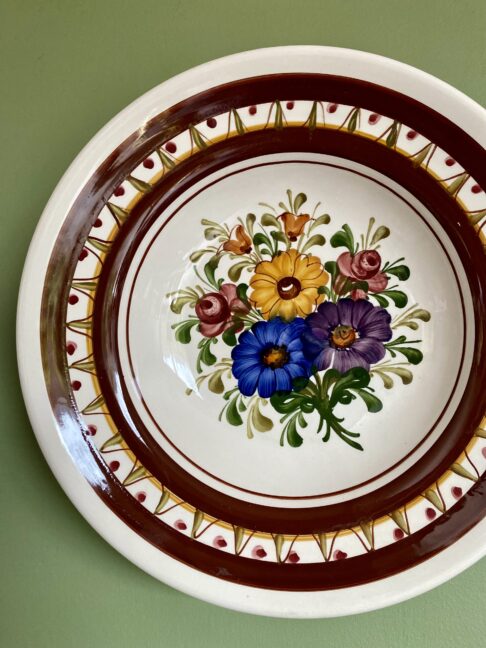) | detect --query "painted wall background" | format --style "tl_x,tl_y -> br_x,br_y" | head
1,1 -> 485,646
